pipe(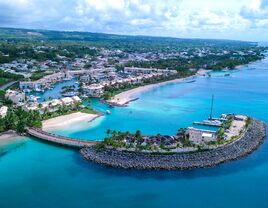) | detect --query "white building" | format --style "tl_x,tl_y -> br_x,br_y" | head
187,127 -> 216,144
124,67 -> 158,74
82,84 -> 104,97
23,96 -> 81,112
5,90 -> 26,105
0,106 -> 8,118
